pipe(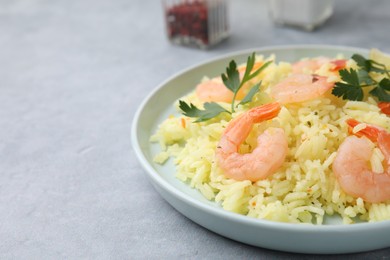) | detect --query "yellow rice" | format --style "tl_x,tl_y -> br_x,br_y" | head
150,51 -> 390,224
